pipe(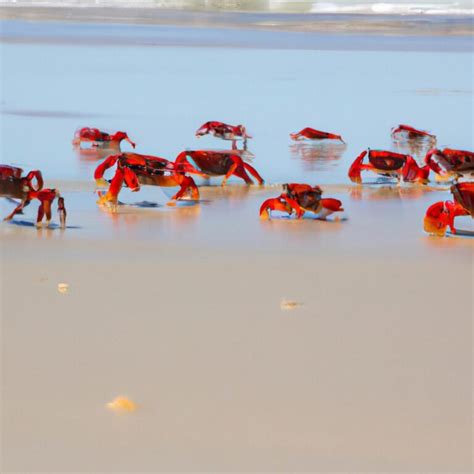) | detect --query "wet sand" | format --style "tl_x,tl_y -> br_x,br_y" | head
1,16 -> 473,473
1,183 -> 473,472
1,5 -> 473,37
